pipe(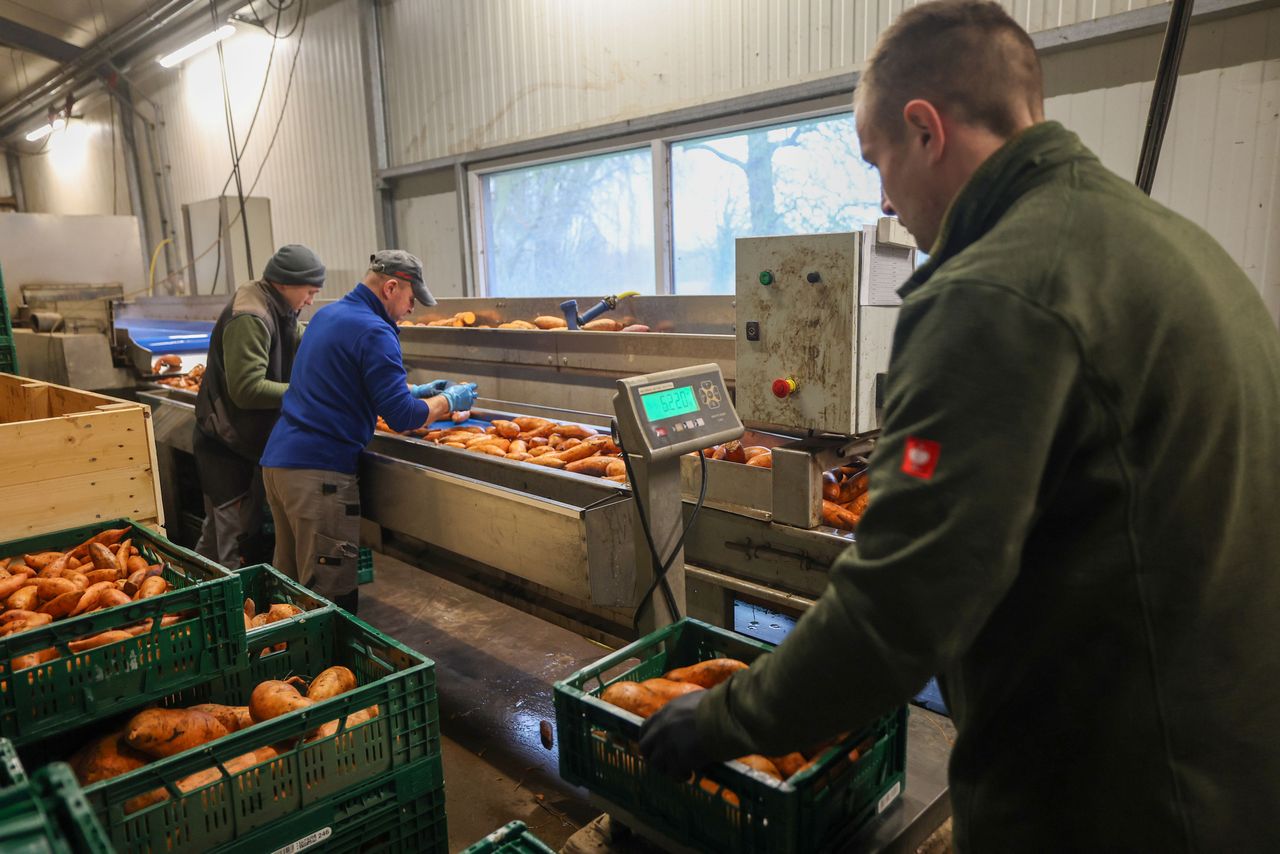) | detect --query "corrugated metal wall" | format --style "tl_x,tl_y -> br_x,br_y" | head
1044,6 -> 1280,323
379,0 -> 1163,165
136,0 -> 377,297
